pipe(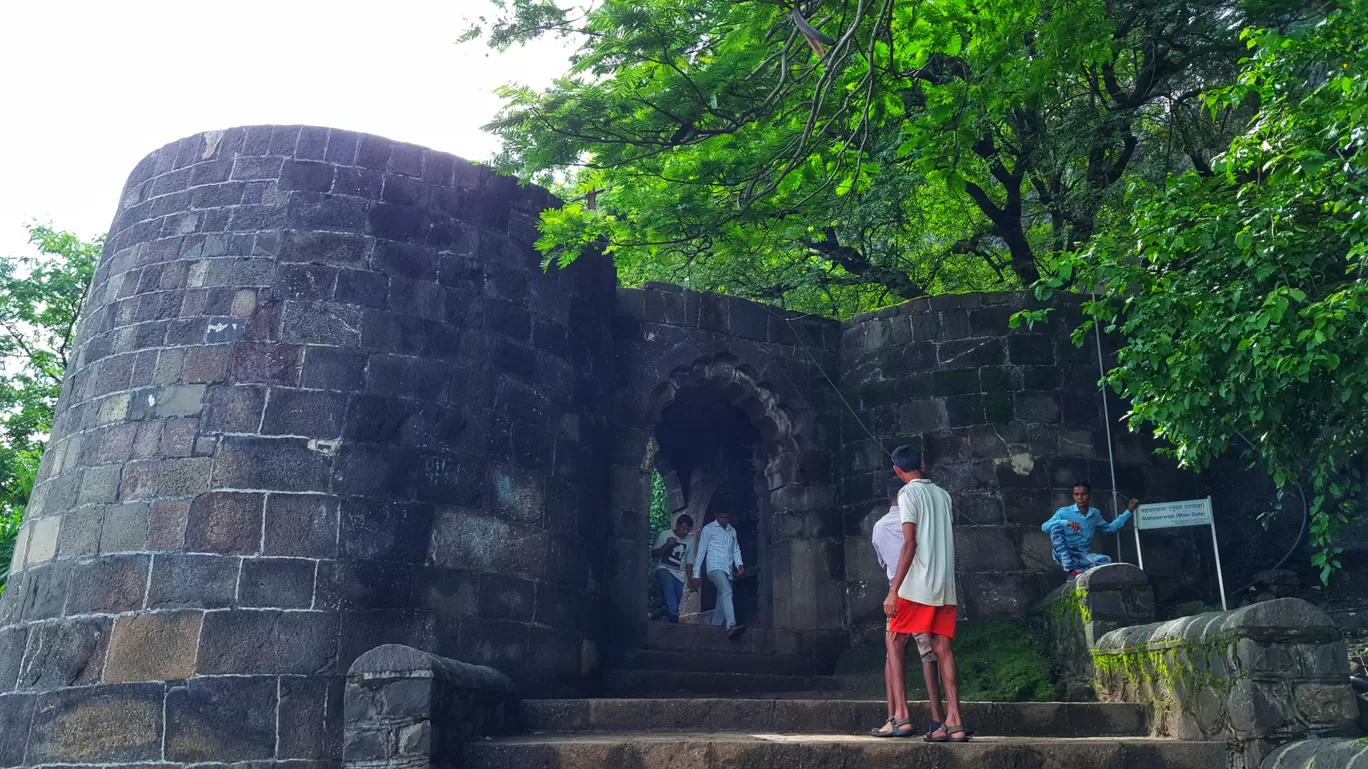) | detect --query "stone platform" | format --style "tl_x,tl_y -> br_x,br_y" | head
466,731 -> 1231,769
